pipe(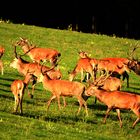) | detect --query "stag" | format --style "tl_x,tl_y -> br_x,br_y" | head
90,58 -> 130,87
78,51 -> 130,87
85,78 -> 140,128
84,72 -> 122,104
37,65 -> 88,116
14,37 -> 61,66
10,45 -> 62,98
126,44 -> 140,75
